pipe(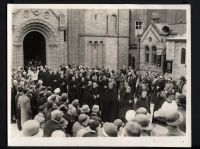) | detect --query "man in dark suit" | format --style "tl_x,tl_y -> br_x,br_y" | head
43,110 -> 65,137
15,86 -> 23,130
